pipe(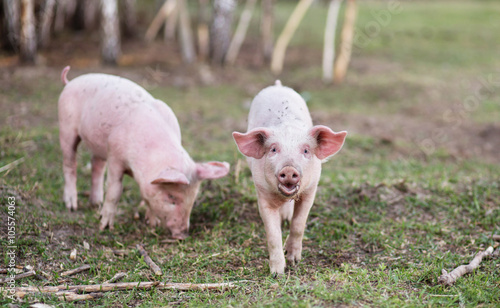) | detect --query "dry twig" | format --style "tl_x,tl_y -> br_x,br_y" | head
104,272 -> 127,284
8,281 -> 239,299
438,246 -> 494,286
137,244 -> 163,276
0,270 -> 36,283
56,291 -> 103,302
60,265 -> 90,277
